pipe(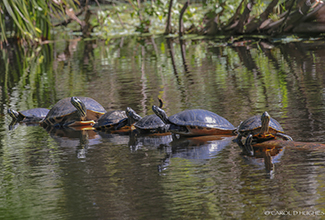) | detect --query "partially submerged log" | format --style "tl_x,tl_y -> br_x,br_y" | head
293,22 -> 325,33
